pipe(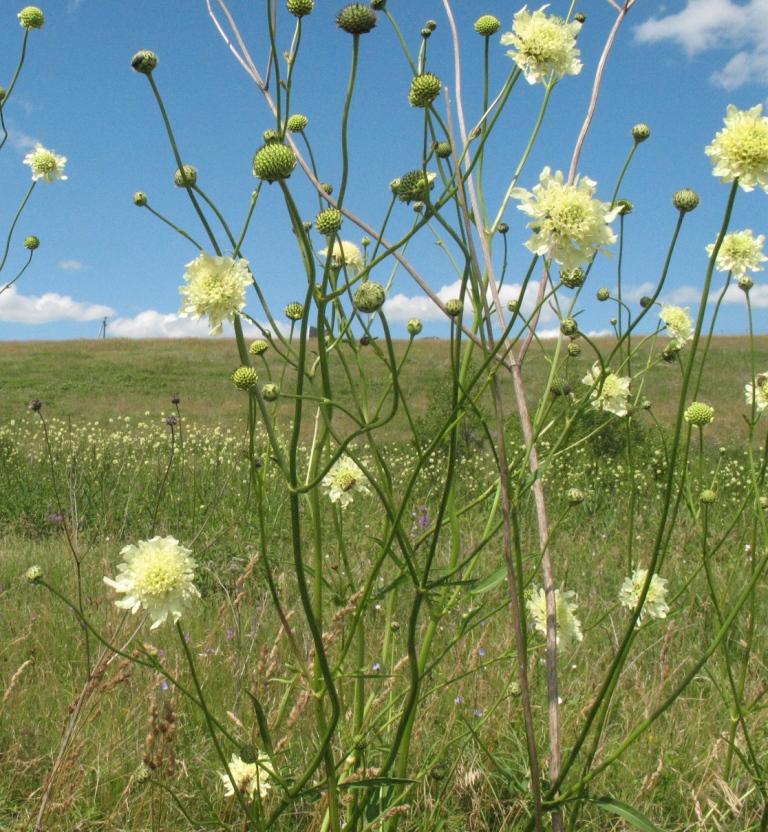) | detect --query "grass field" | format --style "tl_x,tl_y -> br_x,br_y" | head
1,336 -> 767,831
